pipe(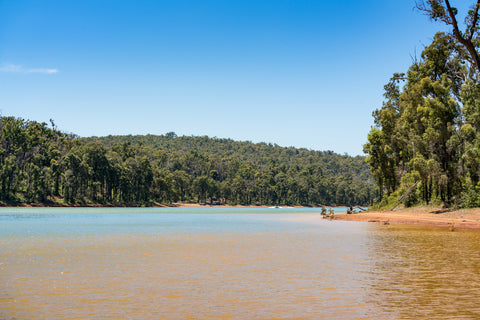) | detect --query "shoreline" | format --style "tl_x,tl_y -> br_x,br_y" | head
5,201 -> 480,229
334,207 -> 480,229
0,202 -> 335,209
